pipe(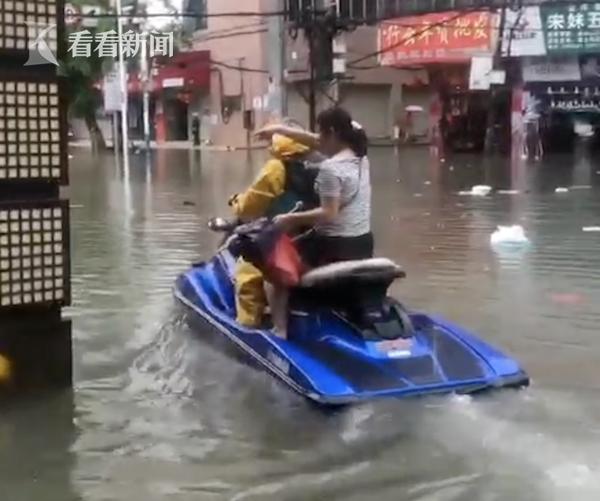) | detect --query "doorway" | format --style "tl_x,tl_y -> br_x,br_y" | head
165,98 -> 189,141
